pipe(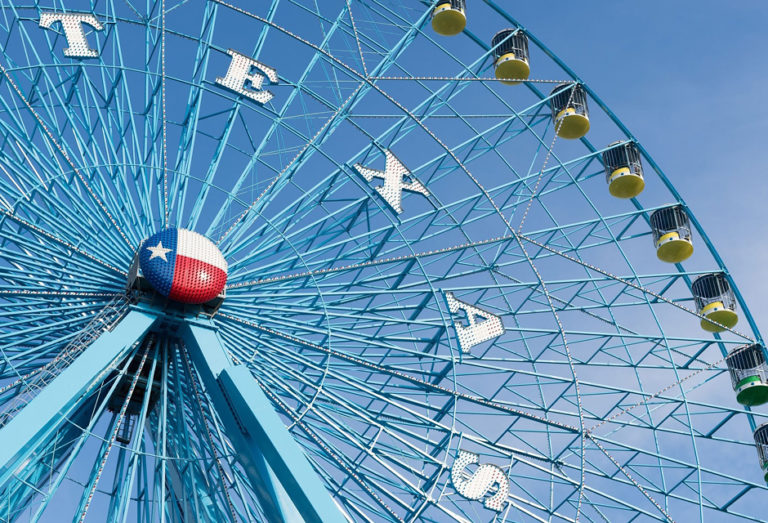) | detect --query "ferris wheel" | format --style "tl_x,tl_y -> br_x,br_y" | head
0,0 -> 765,521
